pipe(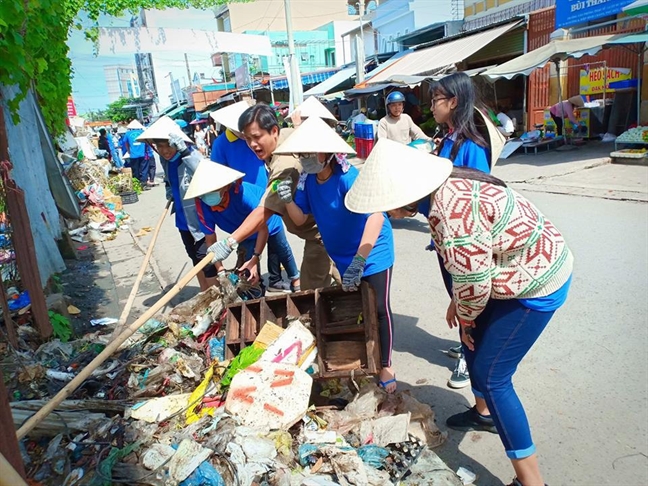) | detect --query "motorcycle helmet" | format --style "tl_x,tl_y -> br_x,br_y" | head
386,91 -> 406,105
